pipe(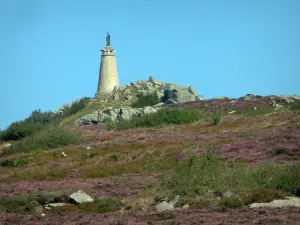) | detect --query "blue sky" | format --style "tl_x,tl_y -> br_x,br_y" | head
1,0 -> 299,129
